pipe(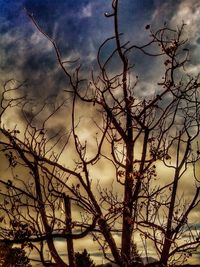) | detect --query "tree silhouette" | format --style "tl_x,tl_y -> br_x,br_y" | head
0,0 -> 200,267
0,243 -> 31,267
75,249 -> 96,267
